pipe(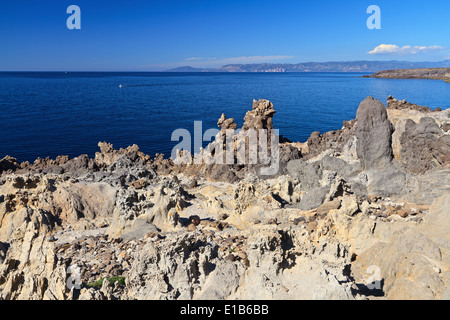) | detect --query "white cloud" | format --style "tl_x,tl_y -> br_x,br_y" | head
216,55 -> 295,64
368,44 -> 445,55
186,57 -> 217,61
